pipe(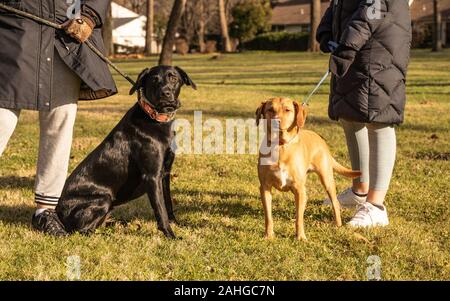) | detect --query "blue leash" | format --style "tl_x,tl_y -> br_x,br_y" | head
301,41 -> 338,106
